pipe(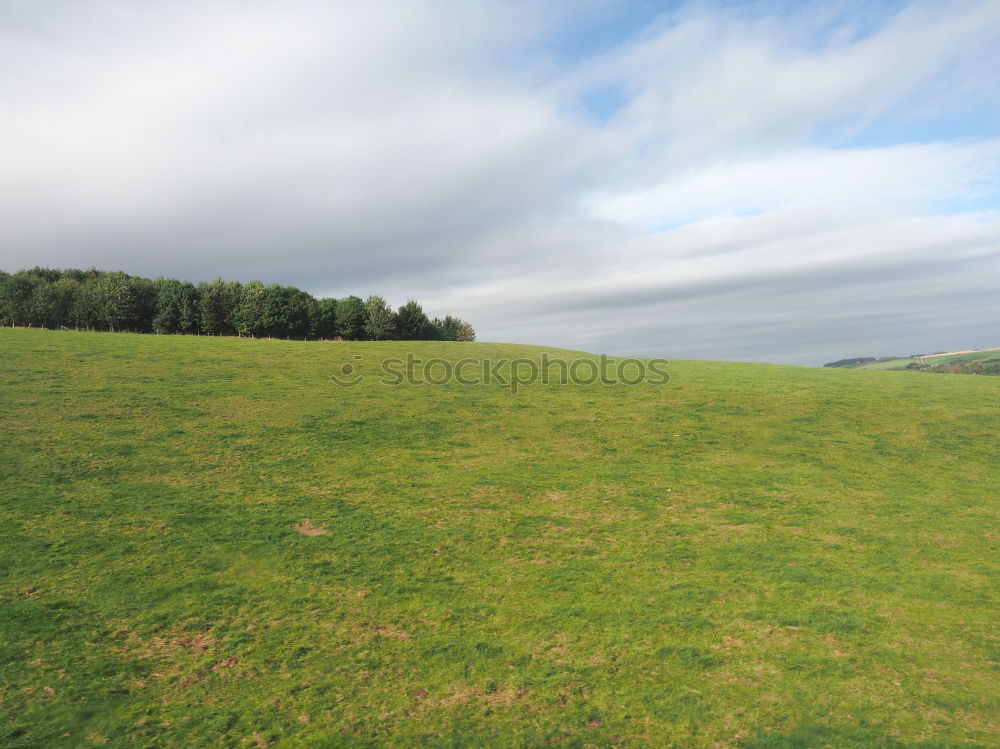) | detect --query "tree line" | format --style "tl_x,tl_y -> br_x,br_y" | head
0,267 -> 475,341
